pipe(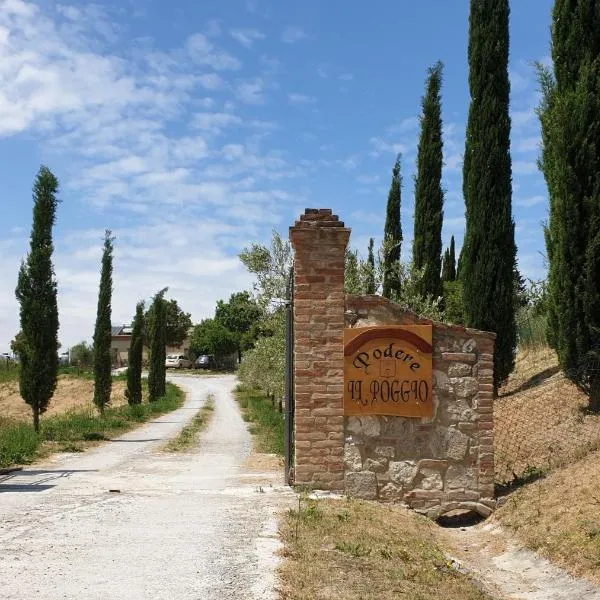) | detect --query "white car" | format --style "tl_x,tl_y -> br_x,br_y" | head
165,354 -> 193,369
